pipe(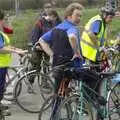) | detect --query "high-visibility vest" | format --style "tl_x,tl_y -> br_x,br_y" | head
0,31 -> 11,67
80,15 -> 107,62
